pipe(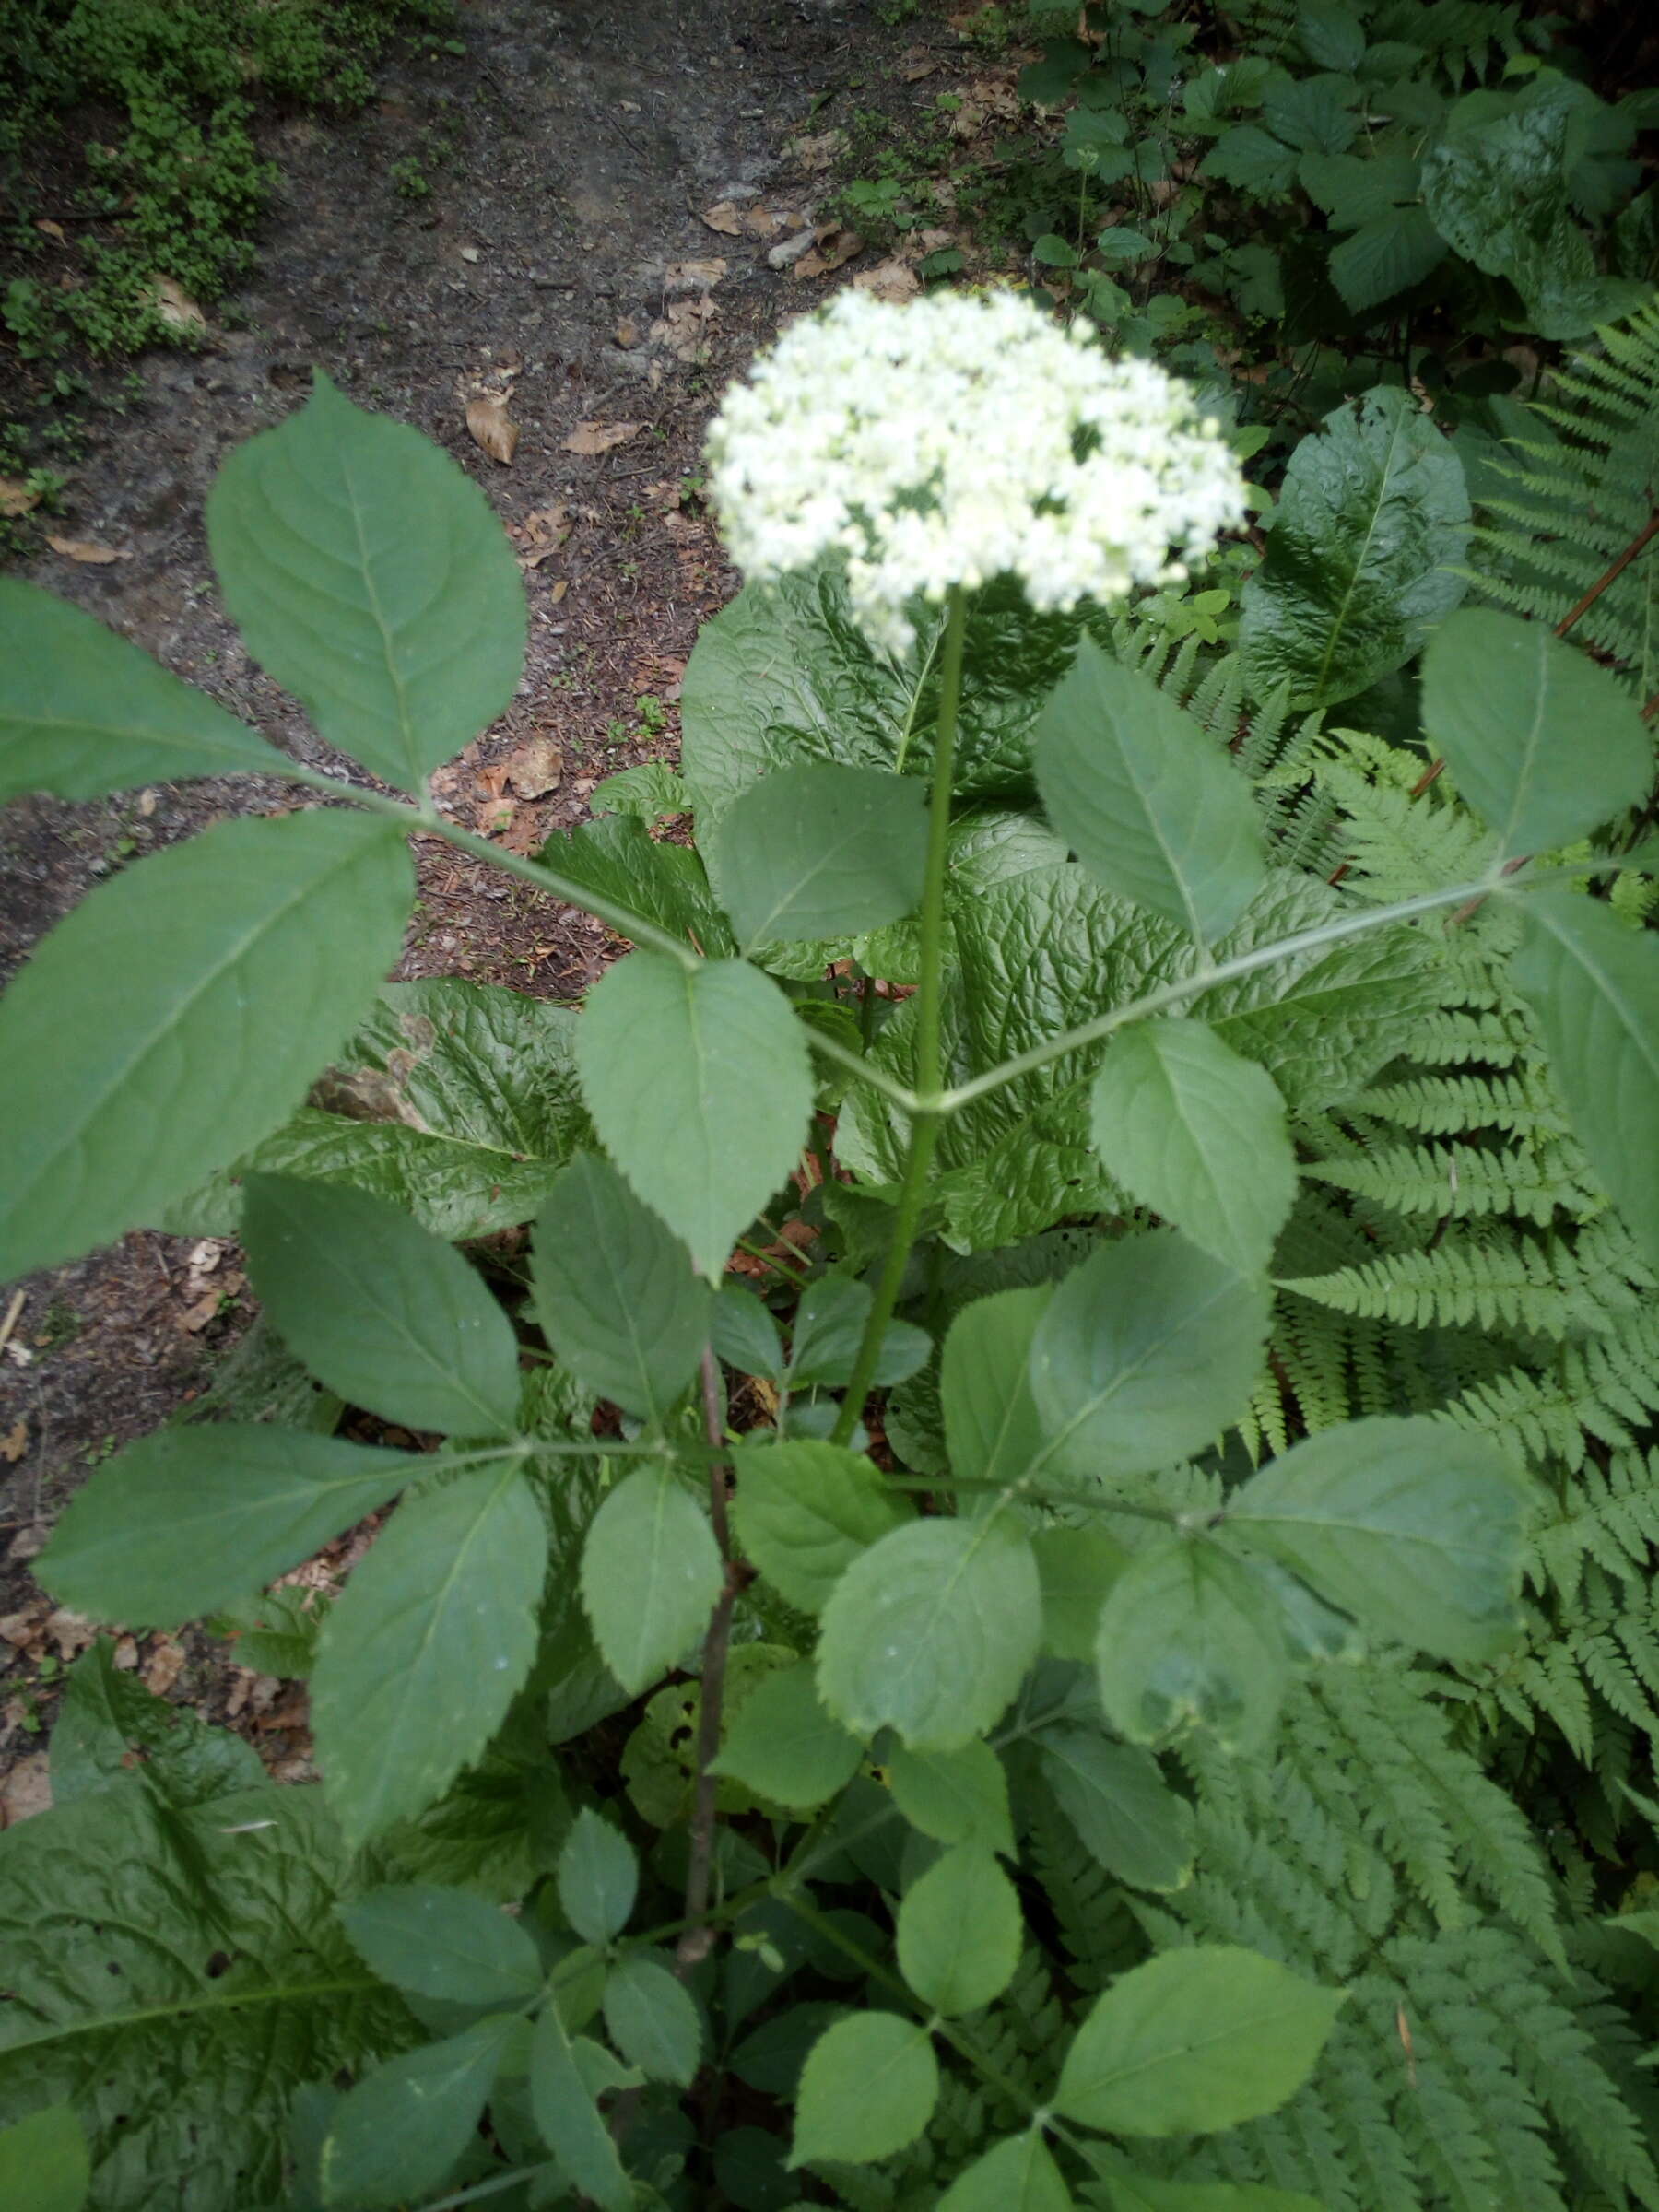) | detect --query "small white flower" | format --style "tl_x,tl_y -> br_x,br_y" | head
705,288 -> 1247,653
